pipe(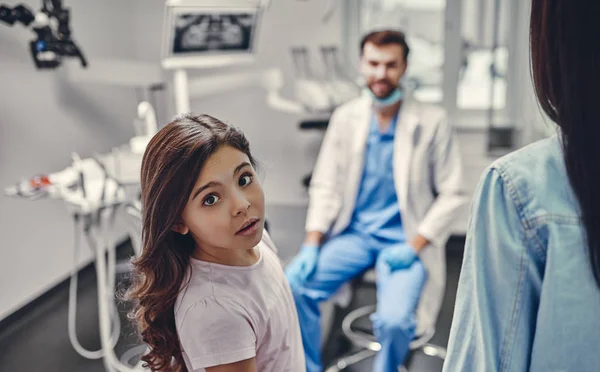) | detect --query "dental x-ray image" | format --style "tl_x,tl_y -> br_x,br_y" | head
172,12 -> 255,54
